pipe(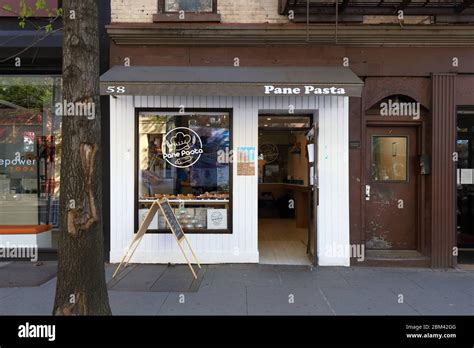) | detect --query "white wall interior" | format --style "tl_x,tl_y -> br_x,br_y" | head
109,95 -> 350,266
